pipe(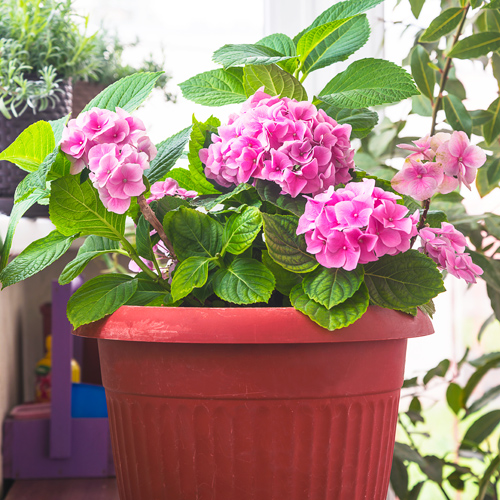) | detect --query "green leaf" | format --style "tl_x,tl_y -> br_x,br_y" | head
136,216 -> 155,262
179,68 -> 247,106
164,206 -> 223,260
166,168 -> 215,195
390,455 -> 409,500
0,189 -> 48,271
67,274 -> 138,328
290,282 -> 369,331
446,382 -> 464,414
444,95 -> 472,135
294,0 -> 383,42
83,72 -> 163,112
193,183 -> 254,211
409,0 -> 425,18
243,64 -> 307,101
213,258 -> 275,304
448,32 -> 500,59
412,94 -> 433,116
483,0 -> 500,8
0,121 -> 54,172
254,180 -> 306,216
257,33 -> 298,74
171,256 -> 210,302
394,442 -> 426,467
222,206 -> 262,255
302,16 -> 371,75
49,176 -> 125,241
302,266 -> 364,309
477,157 -> 500,196
48,151 -> 72,180
468,385 -> 500,414
0,231 -> 77,287
317,103 -> 378,139
477,455 -> 500,500
262,213 -> 318,273
461,410 -> 500,449
411,45 -> 436,100
261,250 -> 302,295
425,210 -> 448,228
59,236 -> 119,285
146,126 -> 193,184
419,8 -> 464,43
423,359 -> 450,384
483,97 -> 500,145
318,58 -> 419,109
213,44 -> 295,68
126,276 -> 170,306
187,115 -> 222,195
49,116 -> 68,146
151,196 -> 191,224
364,250 -> 446,311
